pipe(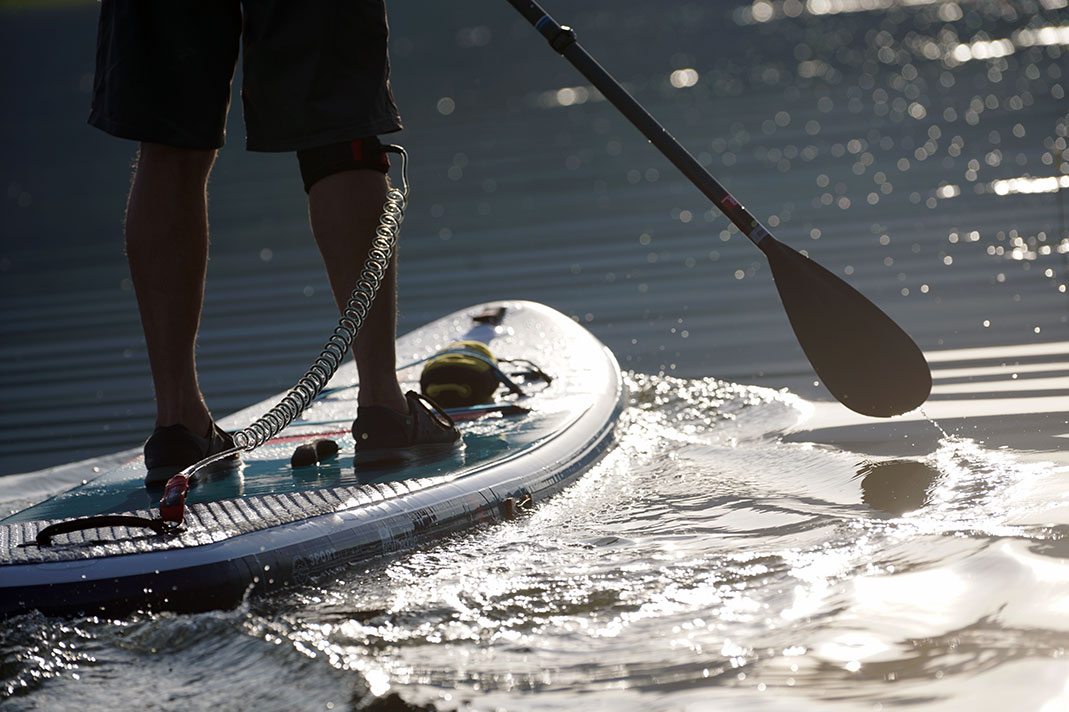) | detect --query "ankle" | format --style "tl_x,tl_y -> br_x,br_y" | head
155,410 -> 213,438
357,384 -> 407,415
359,396 -> 408,416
